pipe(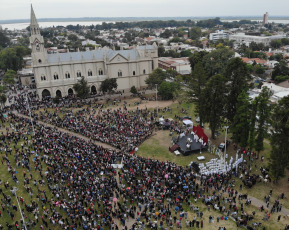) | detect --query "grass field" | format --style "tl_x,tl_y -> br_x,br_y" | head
4,97 -> 288,230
